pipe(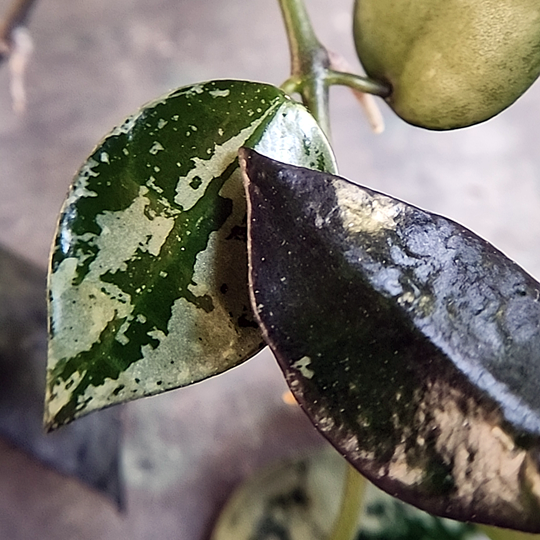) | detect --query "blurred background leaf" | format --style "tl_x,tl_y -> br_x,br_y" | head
0,246 -> 123,506
211,447 -> 478,540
